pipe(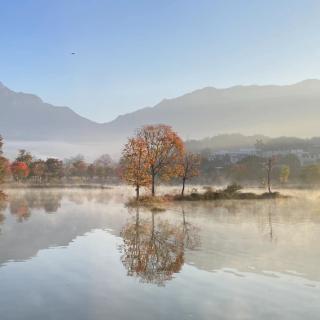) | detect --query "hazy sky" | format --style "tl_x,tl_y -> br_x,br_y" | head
1,0 -> 320,123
